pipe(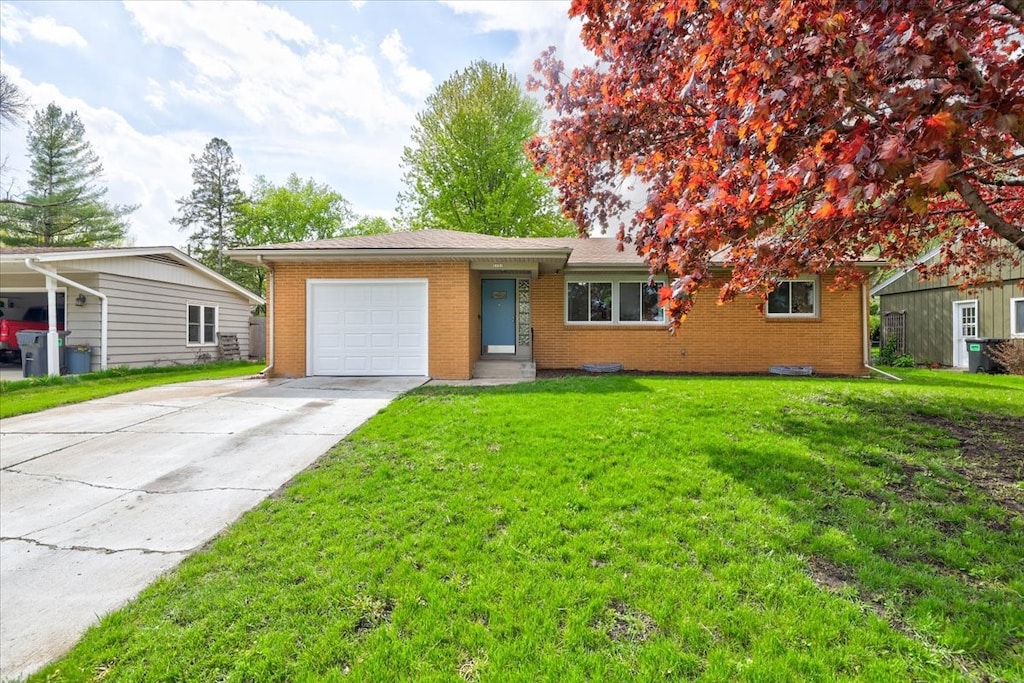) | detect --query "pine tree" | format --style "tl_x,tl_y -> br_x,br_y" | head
0,103 -> 134,247
173,138 -> 246,272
